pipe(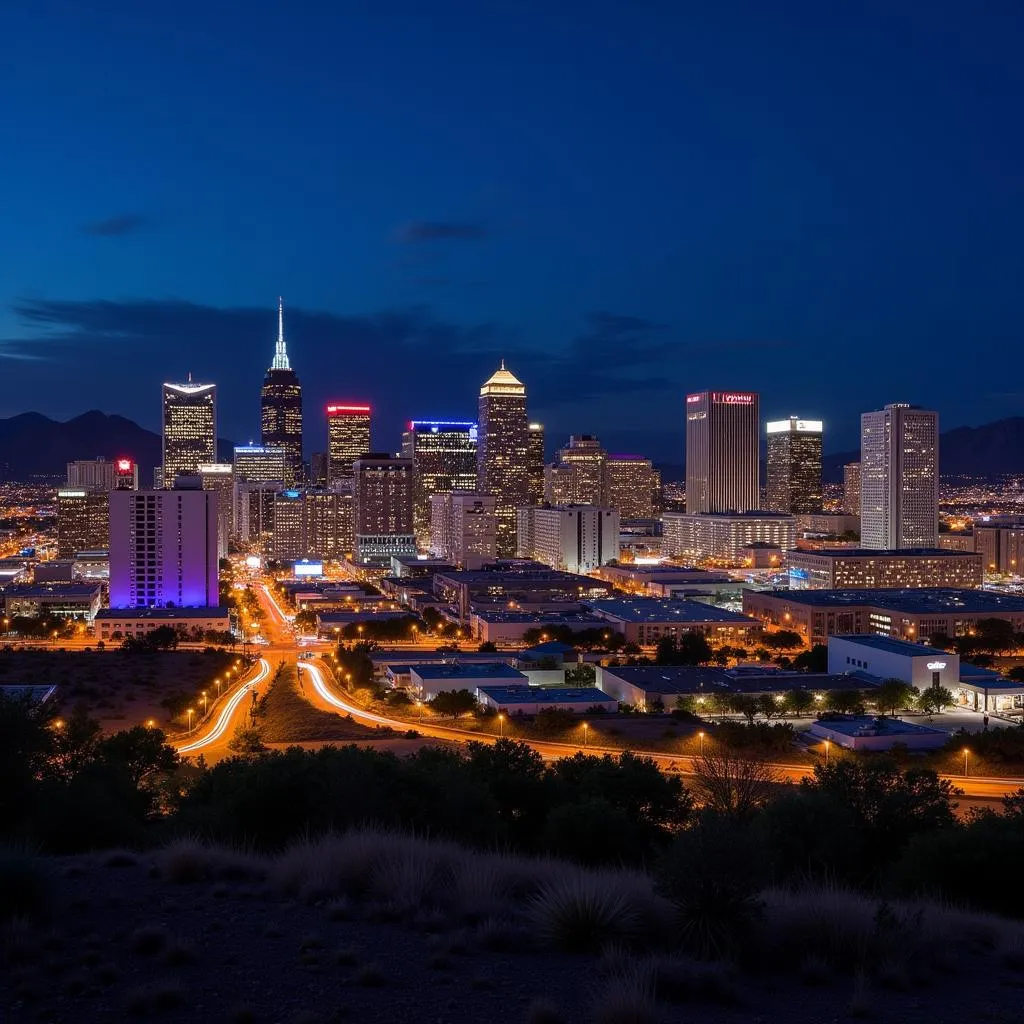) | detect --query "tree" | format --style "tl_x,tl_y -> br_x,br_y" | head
729,694 -> 759,725
565,664 -> 596,687
928,631 -> 955,652
975,618 -> 1017,654
784,689 -> 814,717
792,644 -> 828,673
429,689 -> 478,718
827,689 -> 865,715
917,685 -> 955,714
873,679 -> 917,717
97,726 -> 179,785
1008,667 -> 1024,683
760,630 -> 803,651
756,693 -> 783,720
694,751 -> 780,819
477,641 -> 497,652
